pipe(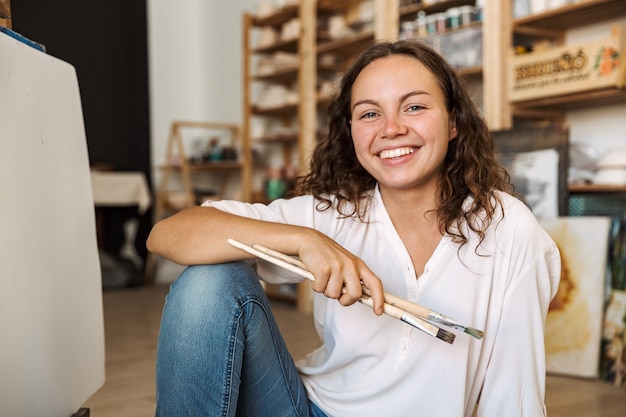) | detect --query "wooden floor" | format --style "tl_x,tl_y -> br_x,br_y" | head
83,284 -> 626,417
